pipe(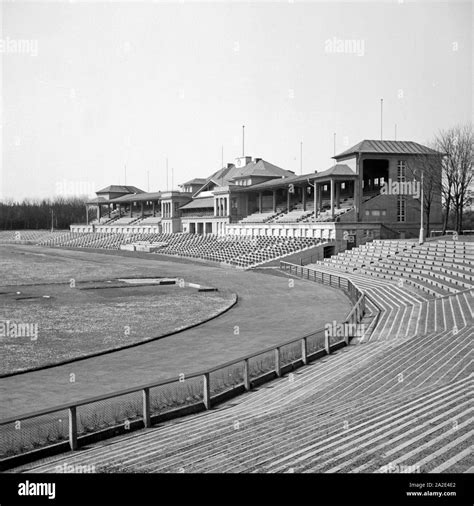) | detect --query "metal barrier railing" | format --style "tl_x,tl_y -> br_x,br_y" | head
0,262 -> 367,464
